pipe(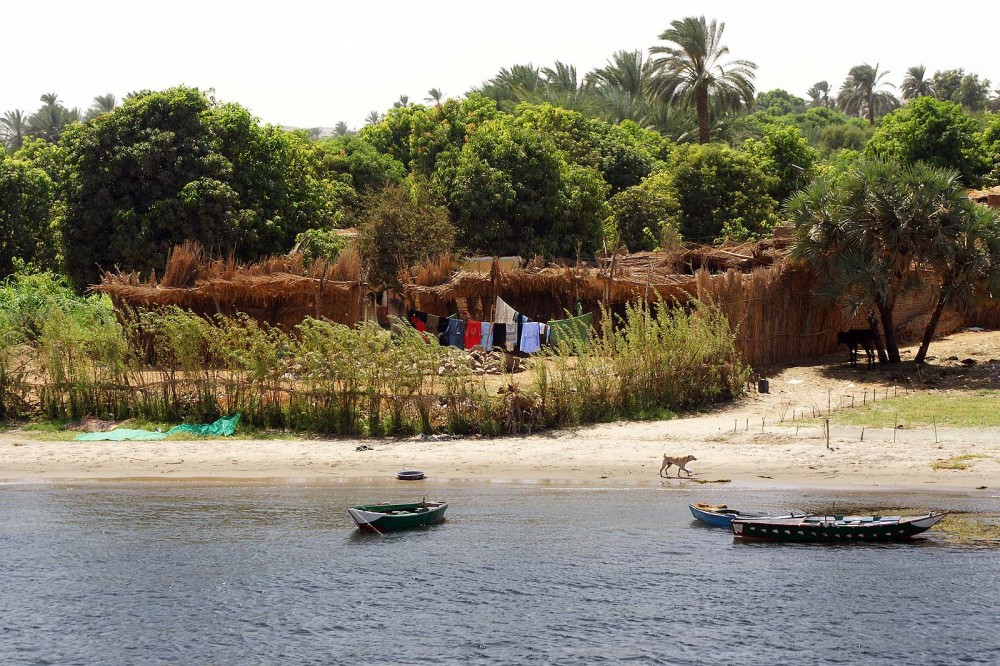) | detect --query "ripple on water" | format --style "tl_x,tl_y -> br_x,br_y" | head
0,483 -> 998,664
